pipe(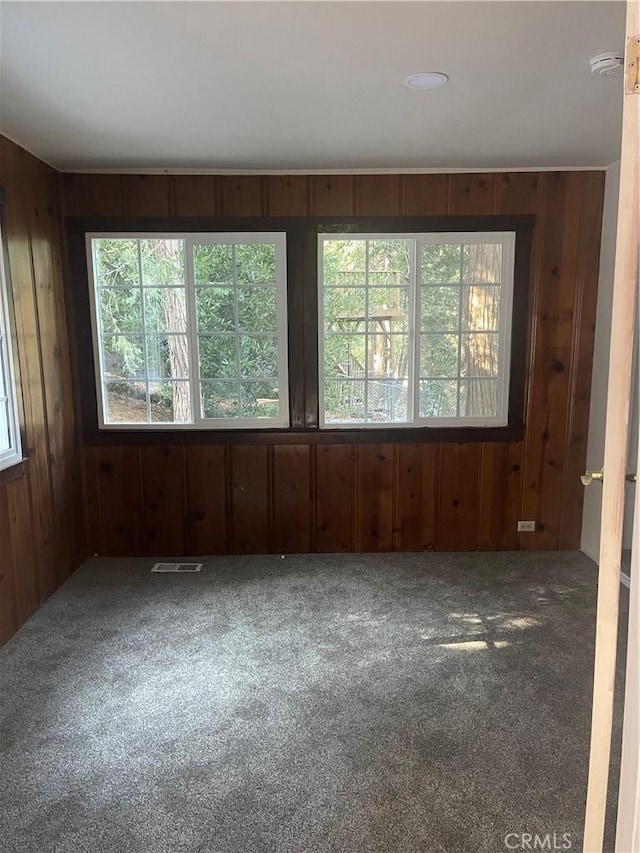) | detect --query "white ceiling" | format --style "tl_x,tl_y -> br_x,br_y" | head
0,1 -> 626,172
